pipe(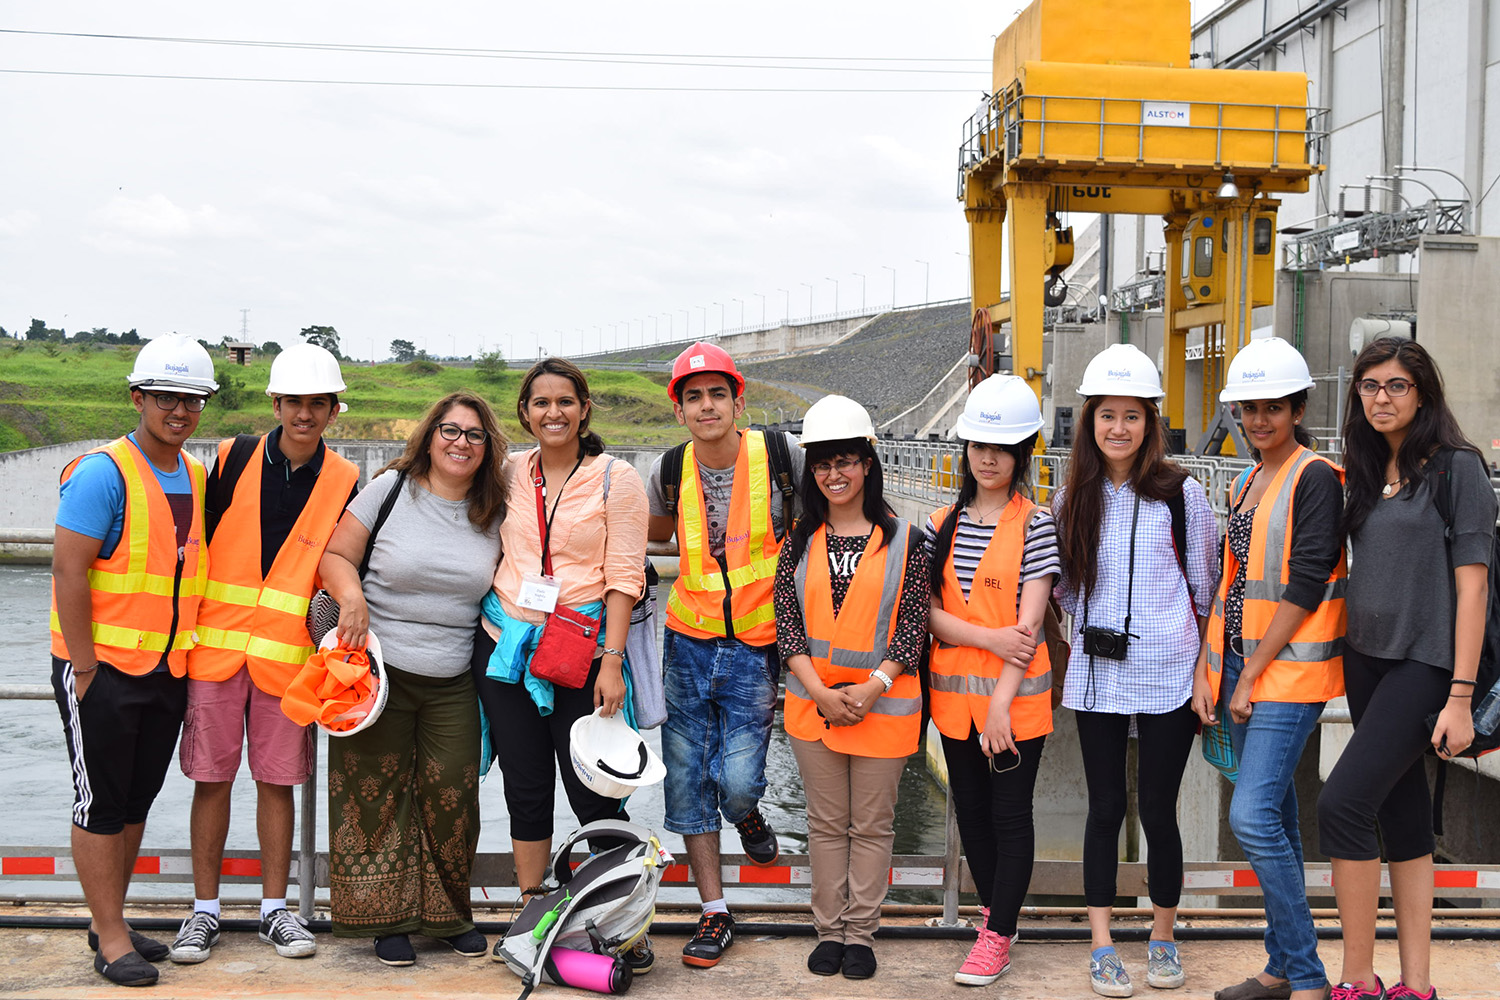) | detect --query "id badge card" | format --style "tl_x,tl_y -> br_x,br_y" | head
517,573 -> 561,613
